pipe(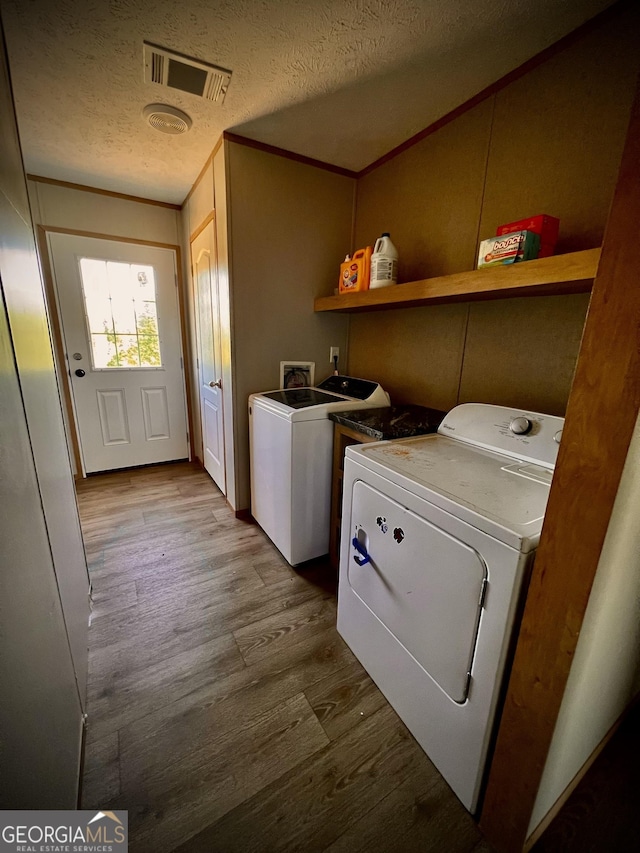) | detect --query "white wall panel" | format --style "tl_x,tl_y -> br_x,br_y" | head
1,38 -> 85,806
31,180 -> 180,245
186,159 -> 214,237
